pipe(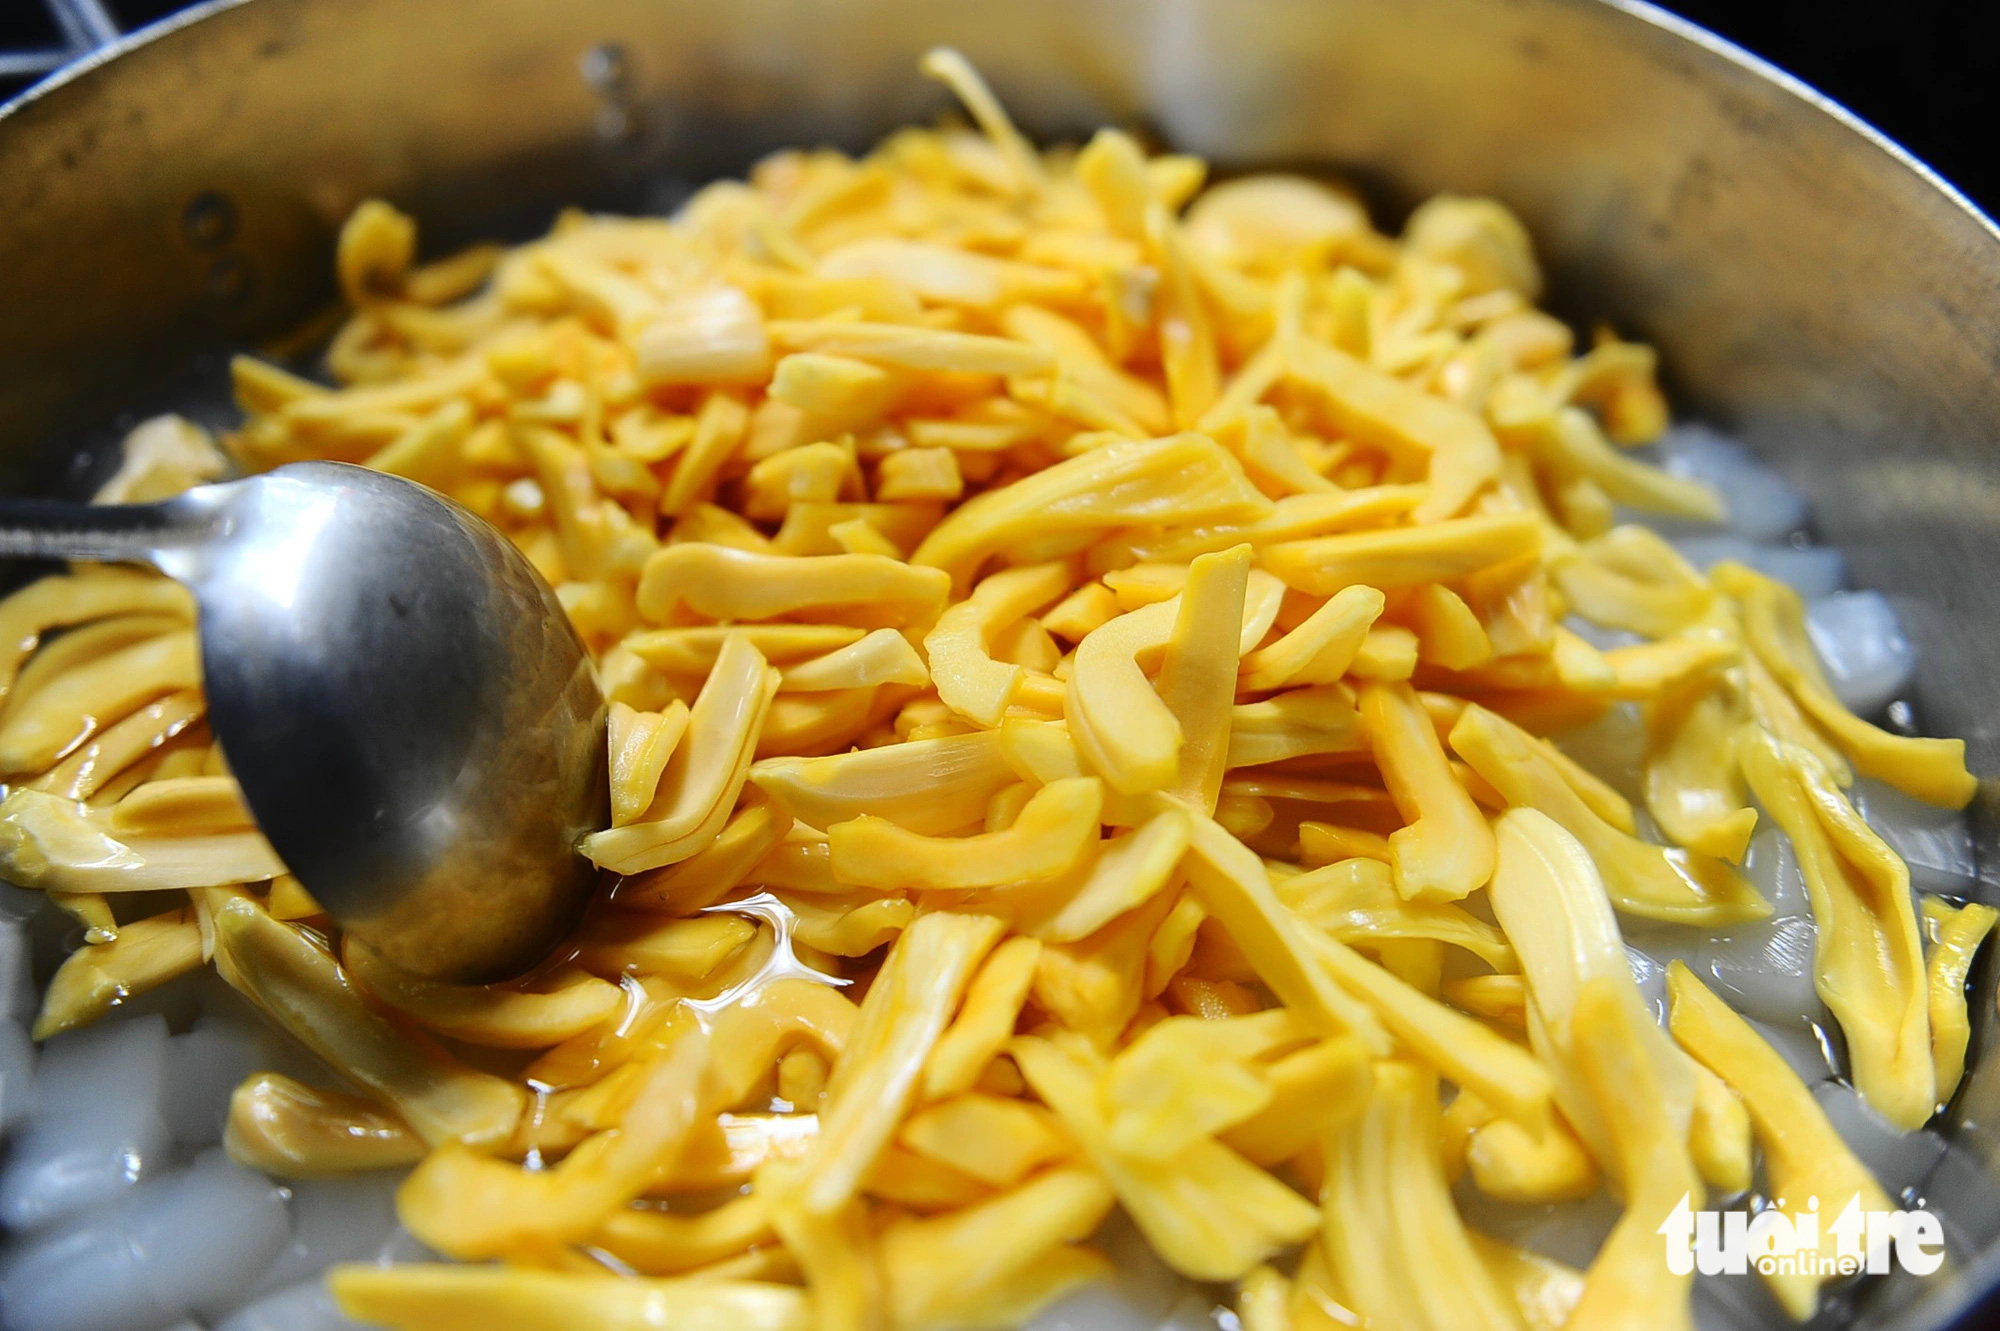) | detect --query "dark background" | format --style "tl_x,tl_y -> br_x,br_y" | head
1664,0 -> 1999,214
2,1 -> 1996,215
